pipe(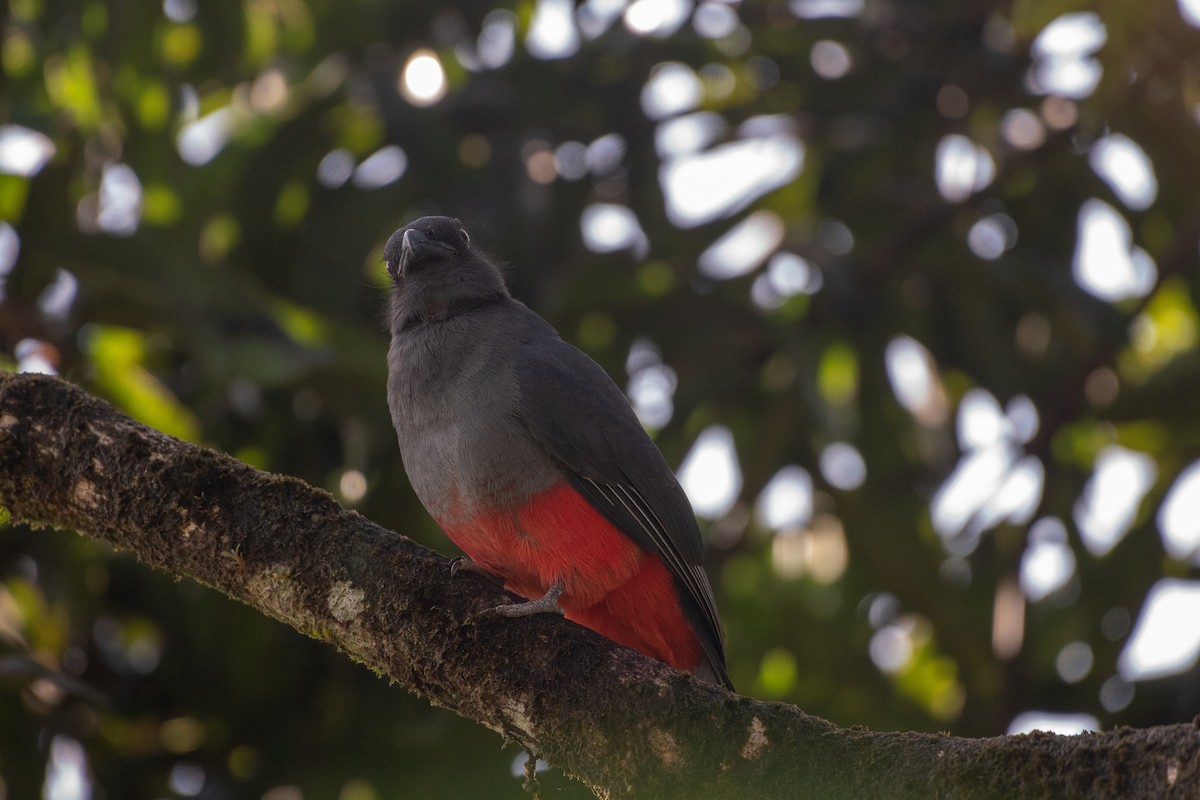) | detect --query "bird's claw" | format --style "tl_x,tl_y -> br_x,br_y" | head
491,580 -> 565,617
450,556 -> 497,581
451,559 -> 565,617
